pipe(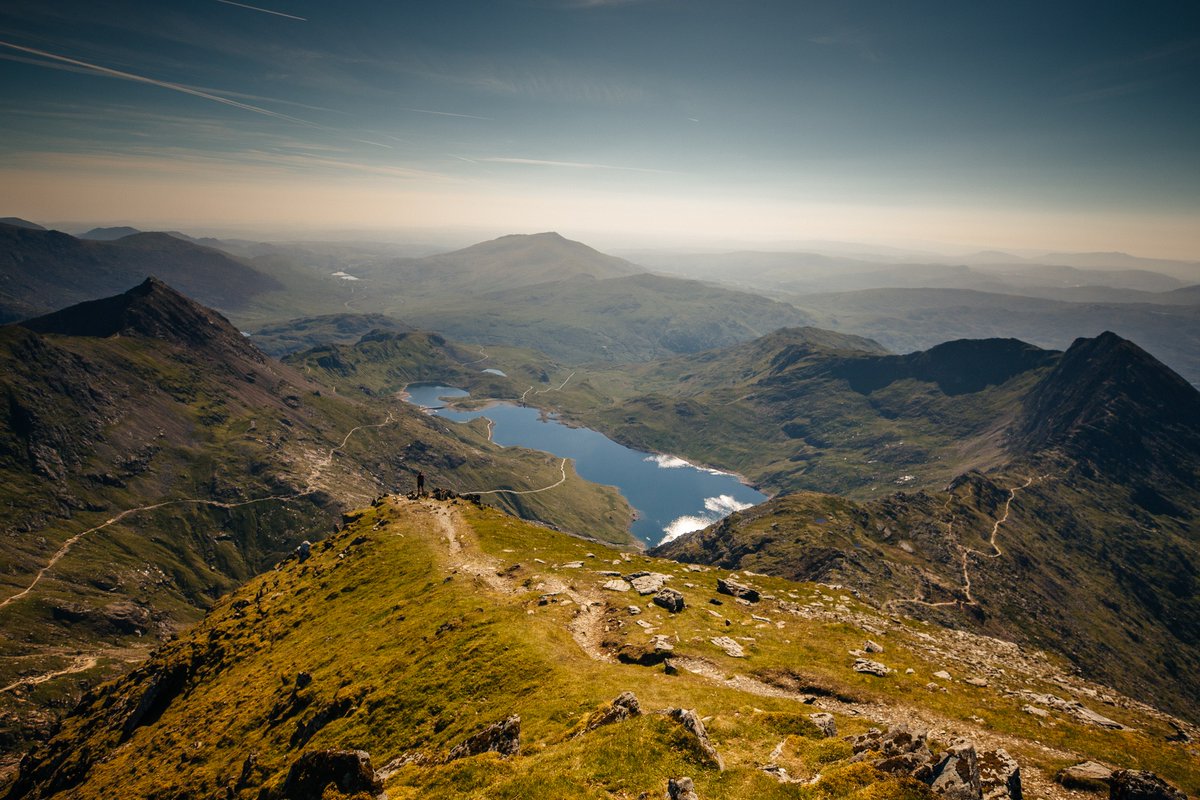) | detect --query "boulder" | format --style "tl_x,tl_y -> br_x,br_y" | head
1056,761 -> 1113,791
629,572 -> 669,595
602,579 -> 632,592
649,634 -> 675,654
809,712 -> 837,737
617,640 -> 672,666
927,742 -> 982,800
668,776 -> 700,800
847,725 -> 935,777
280,749 -> 383,800
583,691 -> 642,732
853,658 -> 890,677
848,725 -> 929,758
710,636 -> 745,658
716,577 -> 759,603
979,748 -> 1022,800
668,708 -> 723,769
654,588 -> 686,613
864,640 -> 884,653
1109,770 -> 1186,800
446,715 -> 520,760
